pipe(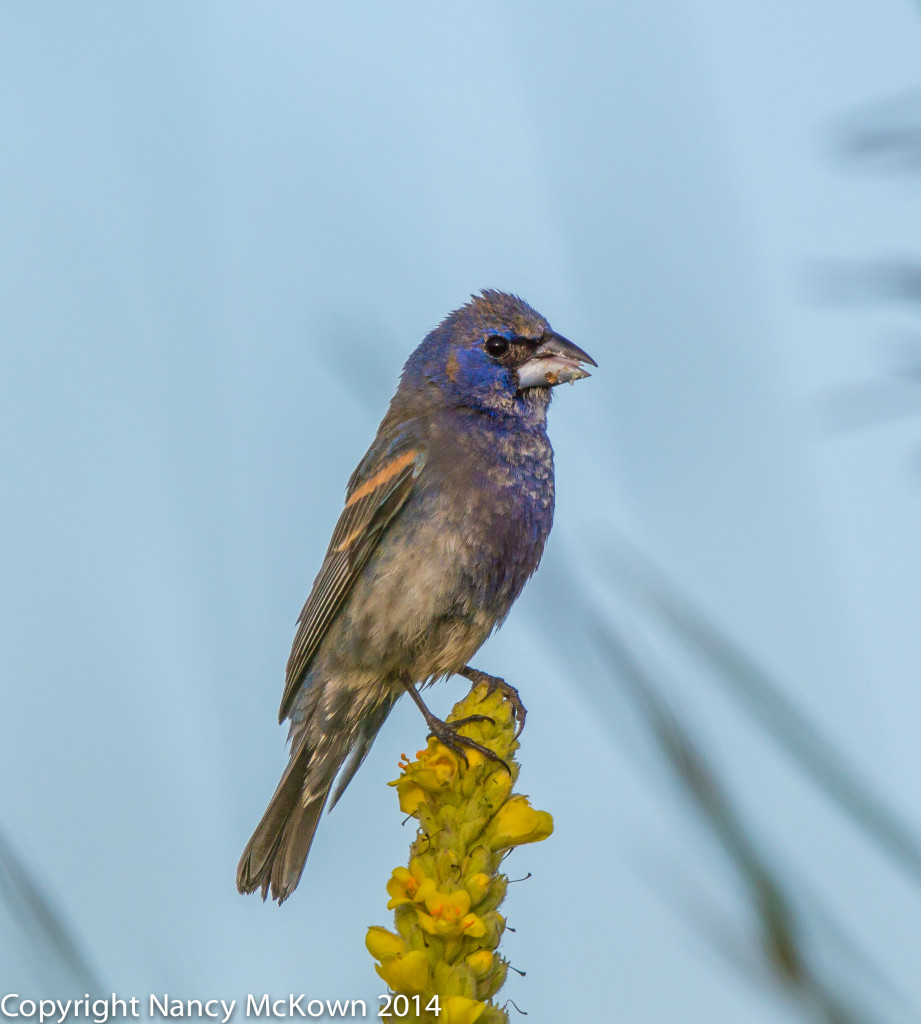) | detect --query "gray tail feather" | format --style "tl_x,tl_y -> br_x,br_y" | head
327,695 -> 399,811
237,692 -> 400,903
236,741 -> 333,904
